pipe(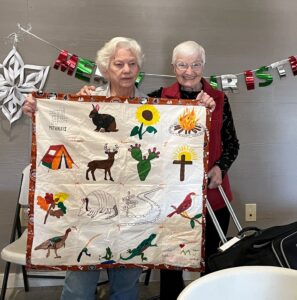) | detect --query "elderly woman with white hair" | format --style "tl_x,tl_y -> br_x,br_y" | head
148,41 -> 239,300
60,37 -> 147,300
23,37 -> 146,300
